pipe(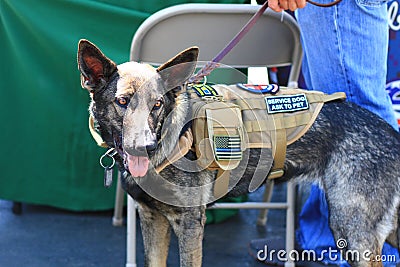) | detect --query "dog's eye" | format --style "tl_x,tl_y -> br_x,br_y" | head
153,100 -> 163,111
116,97 -> 129,108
